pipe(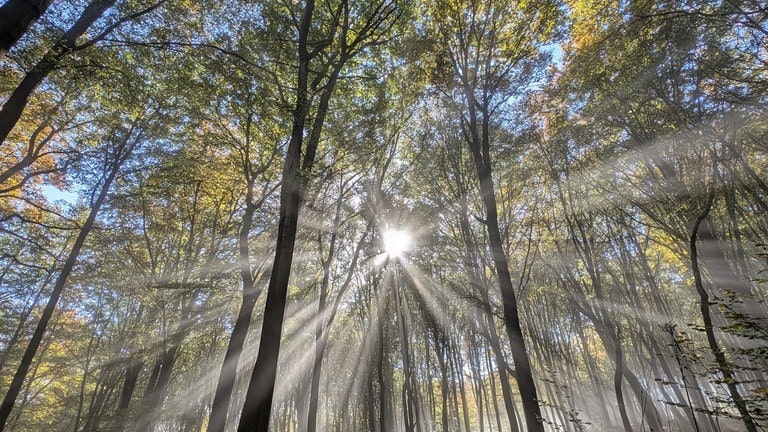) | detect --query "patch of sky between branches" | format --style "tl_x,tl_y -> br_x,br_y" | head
42,185 -> 79,205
